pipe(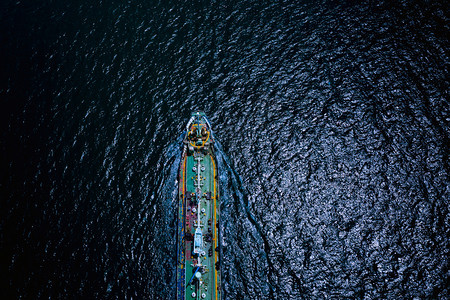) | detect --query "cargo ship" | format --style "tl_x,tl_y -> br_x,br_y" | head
176,112 -> 221,300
